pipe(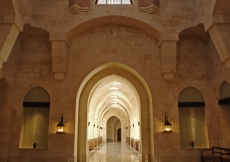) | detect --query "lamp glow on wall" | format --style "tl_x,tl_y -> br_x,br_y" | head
56,113 -> 65,134
164,112 -> 172,133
